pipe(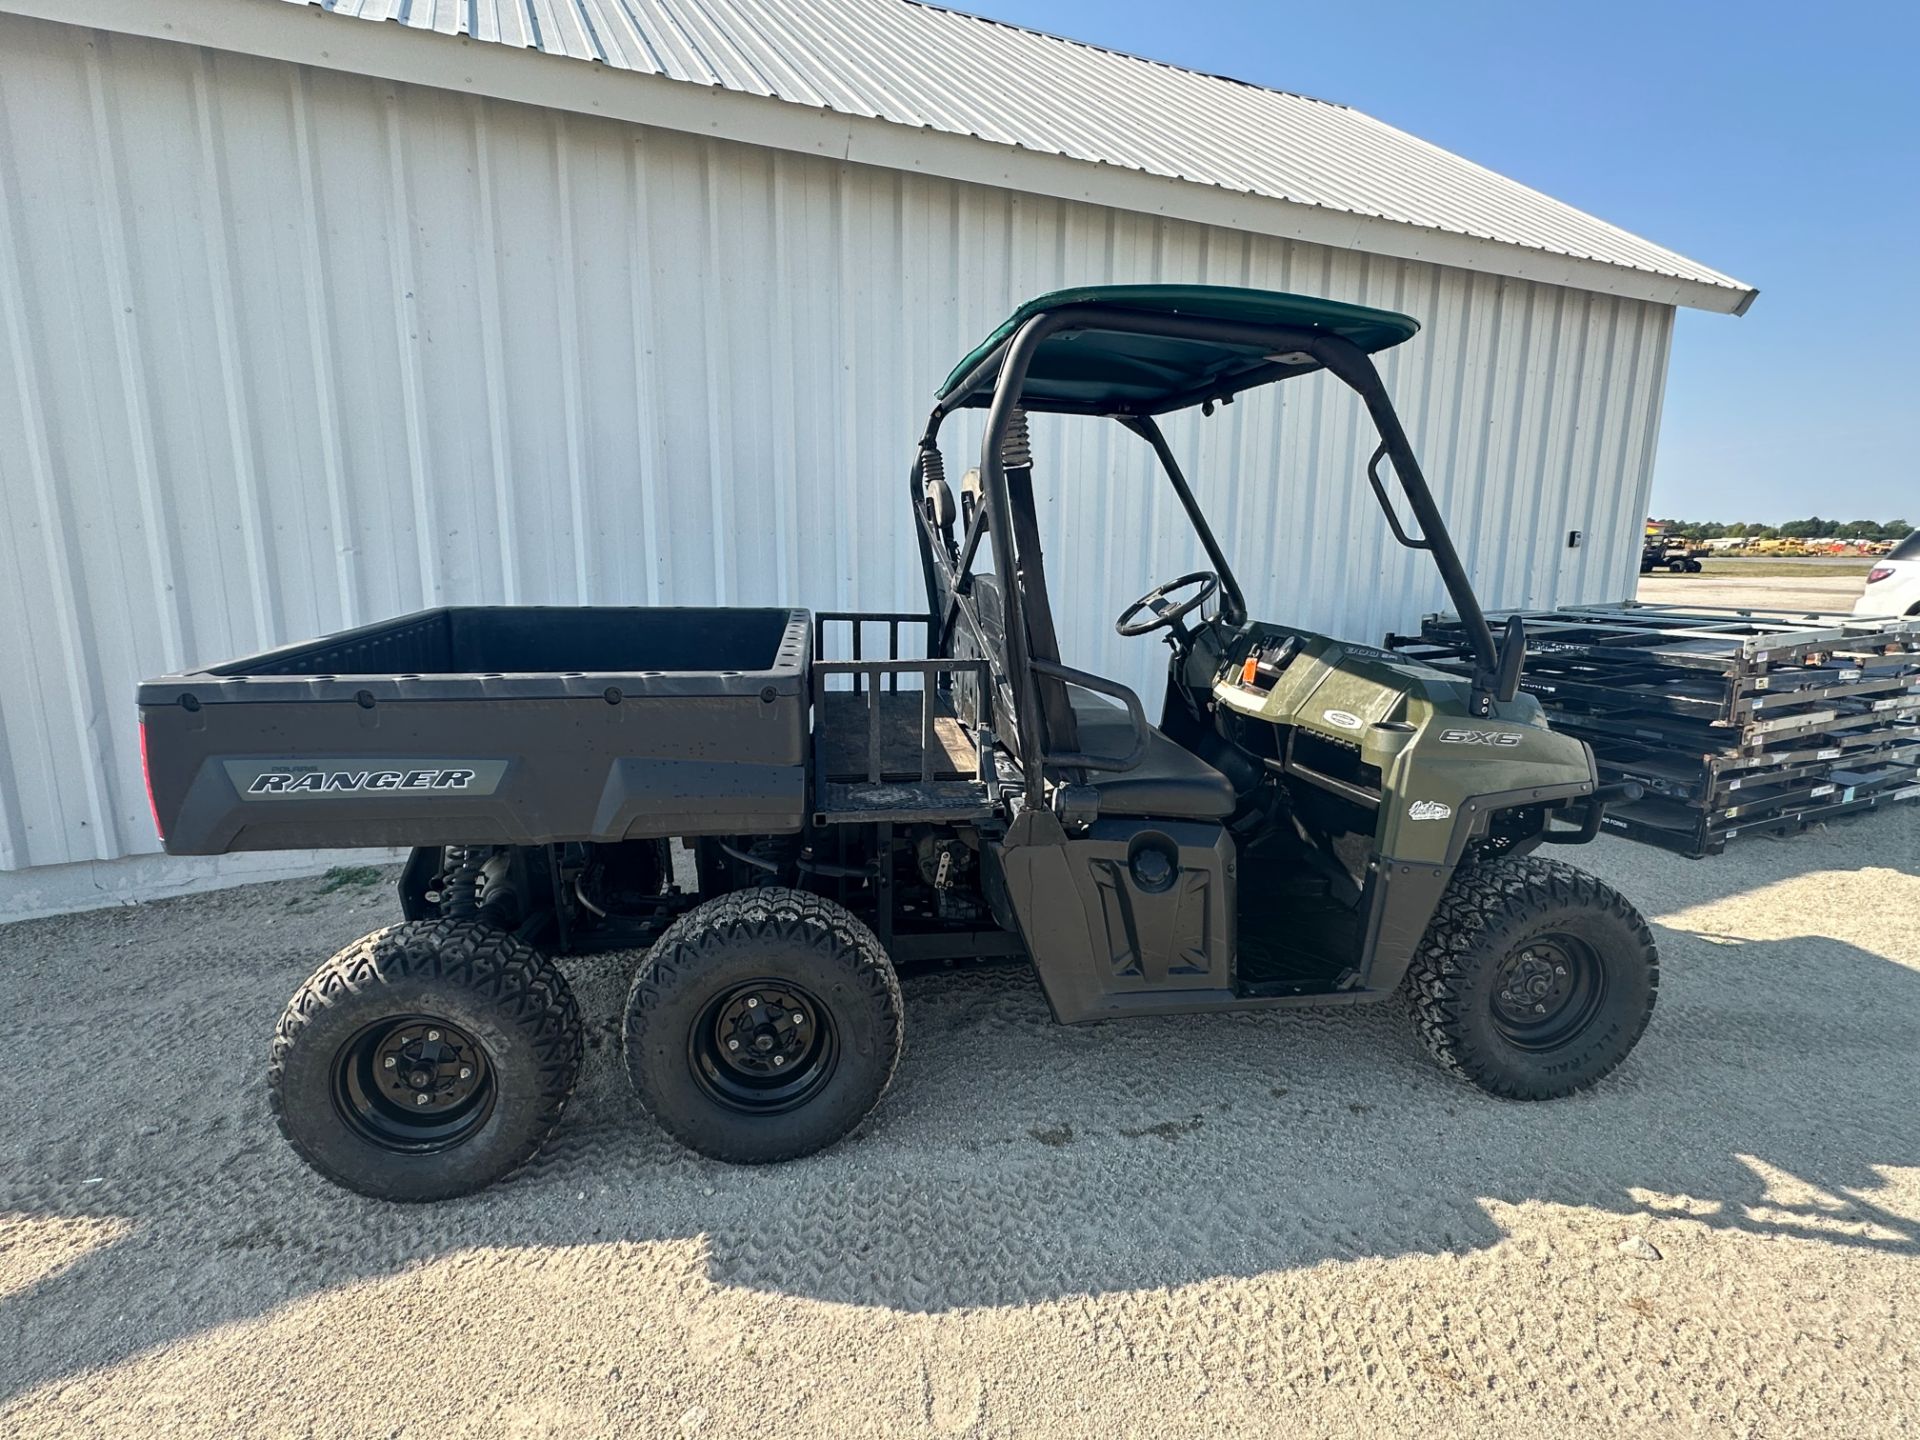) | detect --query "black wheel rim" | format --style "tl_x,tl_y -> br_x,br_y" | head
1489,934 -> 1607,1051
688,980 -> 838,1115
332,1015 -> 496,1153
